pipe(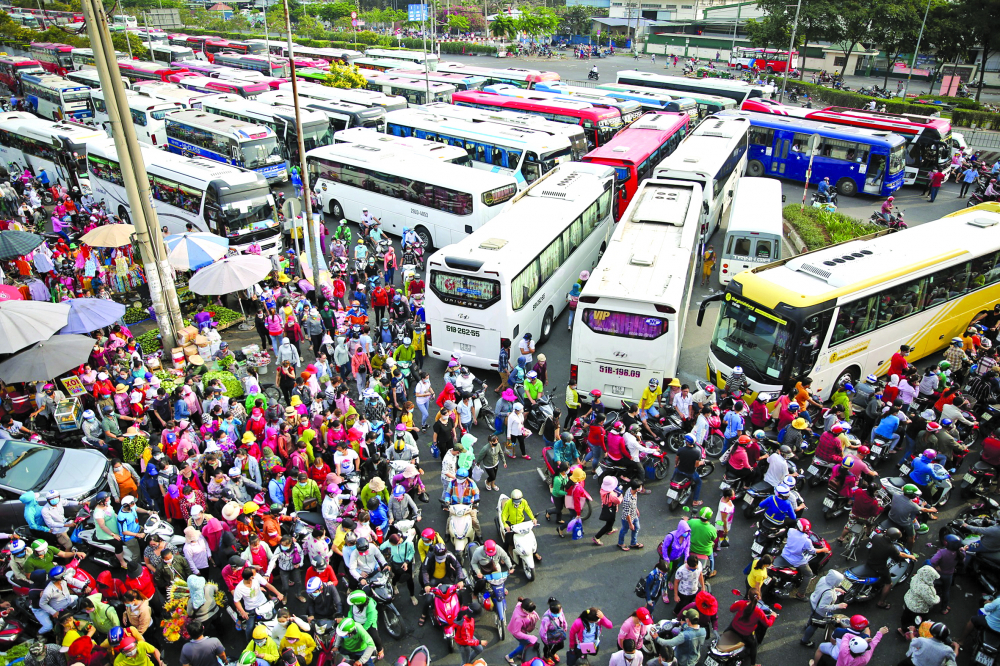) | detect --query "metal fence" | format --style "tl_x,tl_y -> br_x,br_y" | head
964,130 -> 1000,150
